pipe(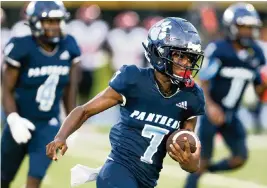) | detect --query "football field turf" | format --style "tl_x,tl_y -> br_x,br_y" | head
10,125 -> 267,188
